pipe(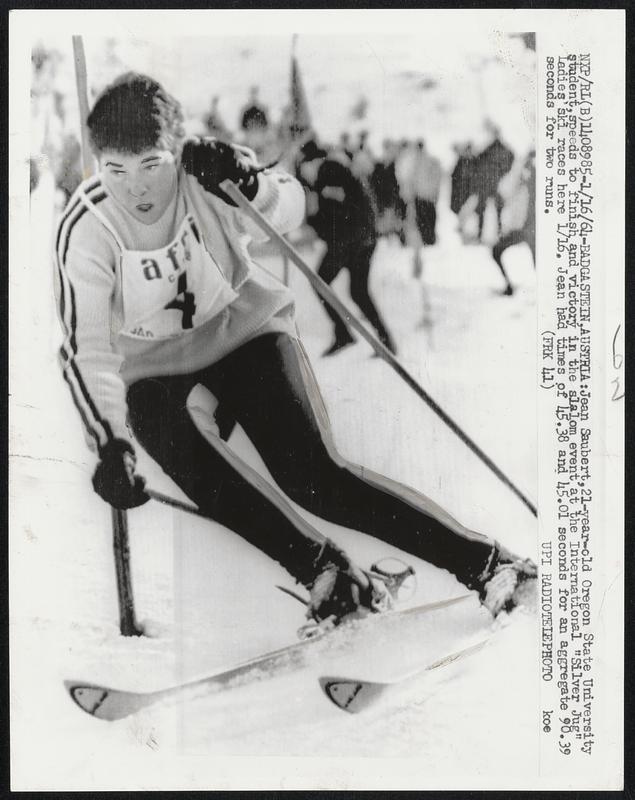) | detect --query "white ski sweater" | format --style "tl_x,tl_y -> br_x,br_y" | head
54,168 -> 305,452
